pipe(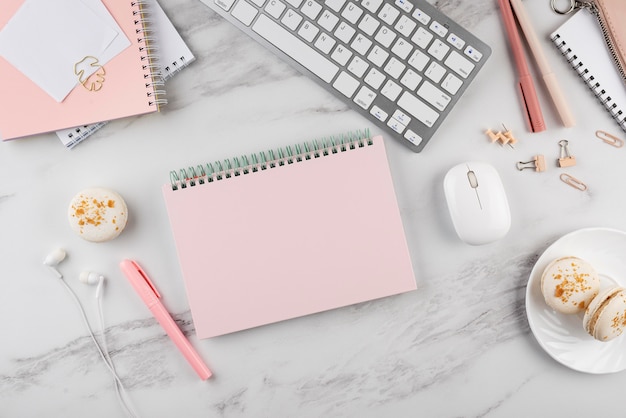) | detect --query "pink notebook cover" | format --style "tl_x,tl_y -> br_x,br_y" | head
0,0 -> 160,141
162,135 -> 416,339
